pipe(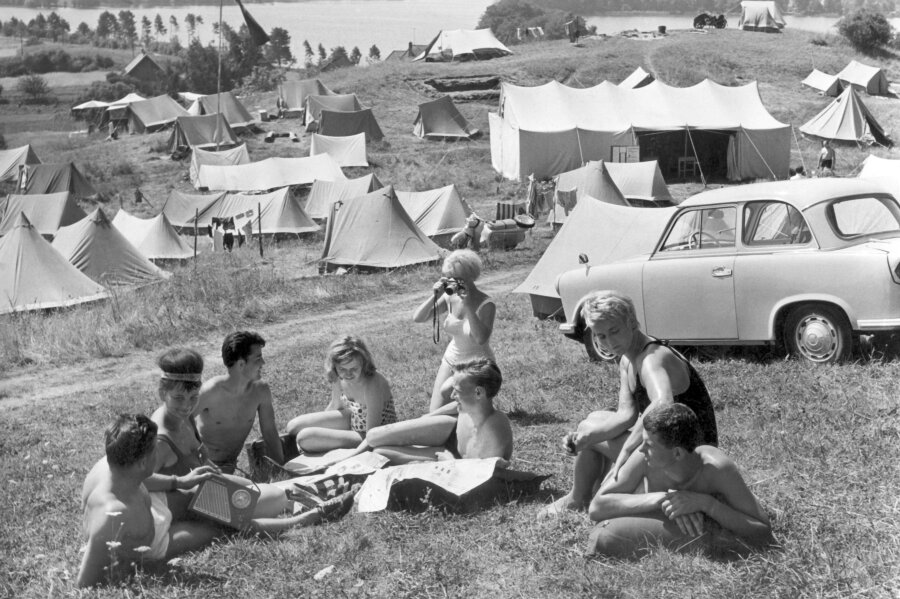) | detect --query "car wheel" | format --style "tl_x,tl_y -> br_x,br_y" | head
784,304 -> 852,364
582,328 -> 617,362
